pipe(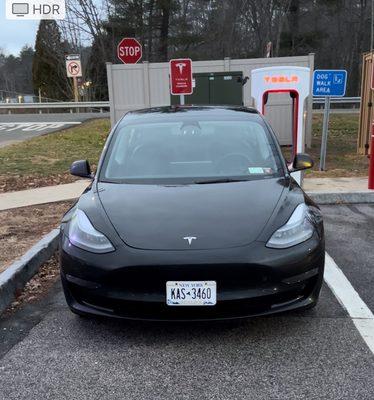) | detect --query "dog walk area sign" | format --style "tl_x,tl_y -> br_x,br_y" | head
5,0 -> 66,20
312,69 -> 348,171
313,69 -> 347,97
